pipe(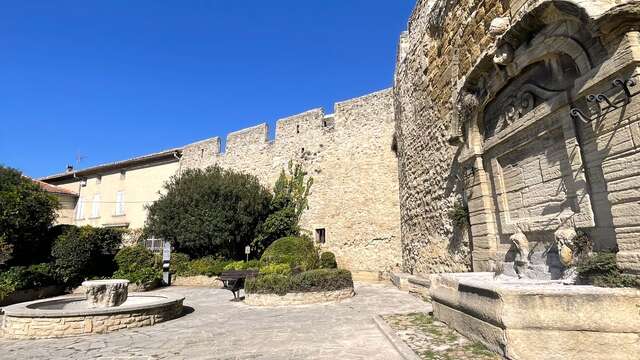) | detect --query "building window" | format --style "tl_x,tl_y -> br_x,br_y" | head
315,228 -> 326,244
115,191 -> 125,216
75,198 -> 85,220
296,125 -> 300,134
120,171 -> 126,180
91,194 -> 101,218
96,176 -> 102,185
